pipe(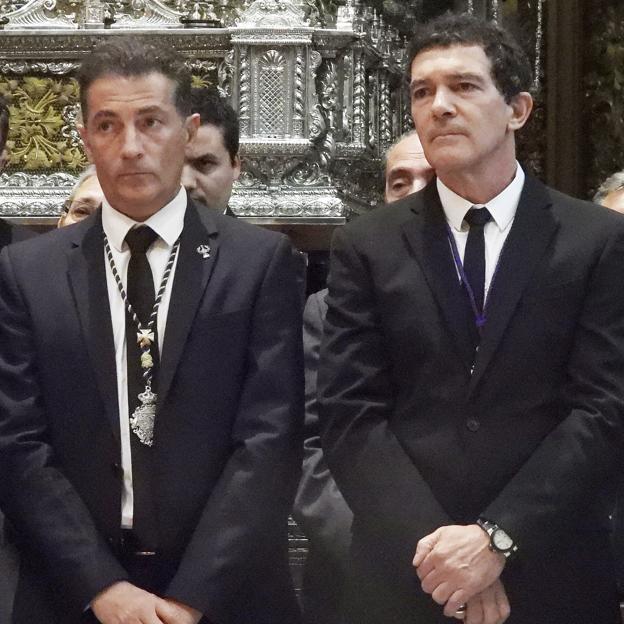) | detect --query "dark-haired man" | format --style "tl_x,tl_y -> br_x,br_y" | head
319,13 -> 624,624
0,95 -> 33,249
0,39 -> 302,624
182,87 -> 240,214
